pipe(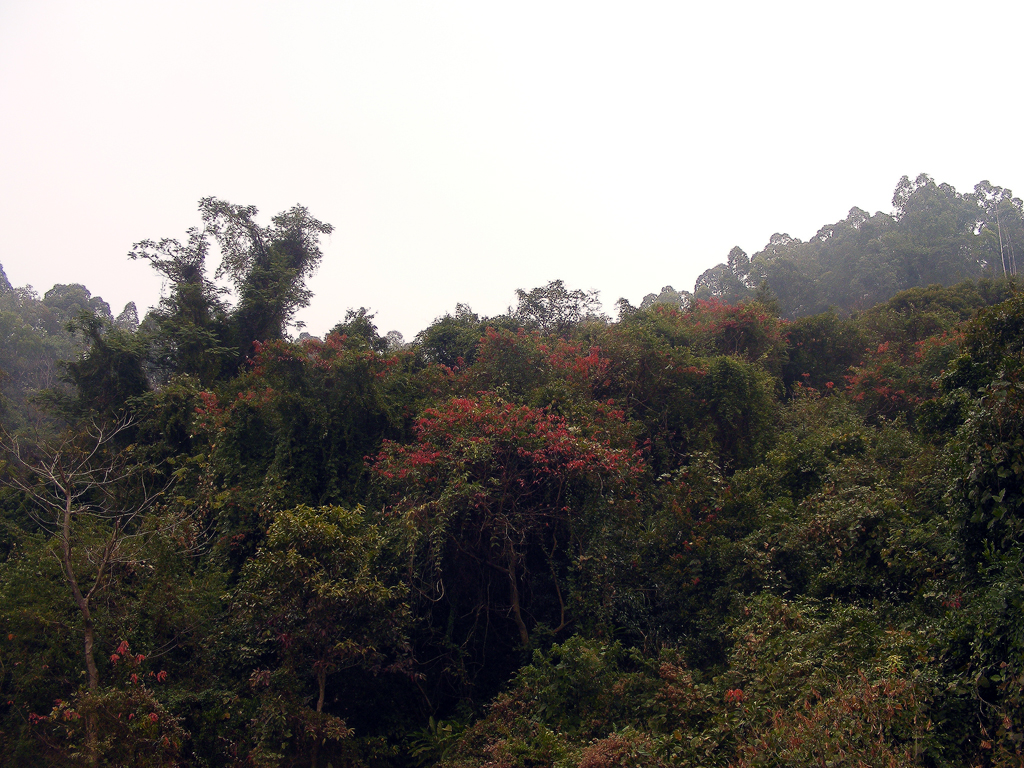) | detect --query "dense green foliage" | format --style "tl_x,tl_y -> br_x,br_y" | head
688,174 -> 1023,319
2,178 -> 1024,766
